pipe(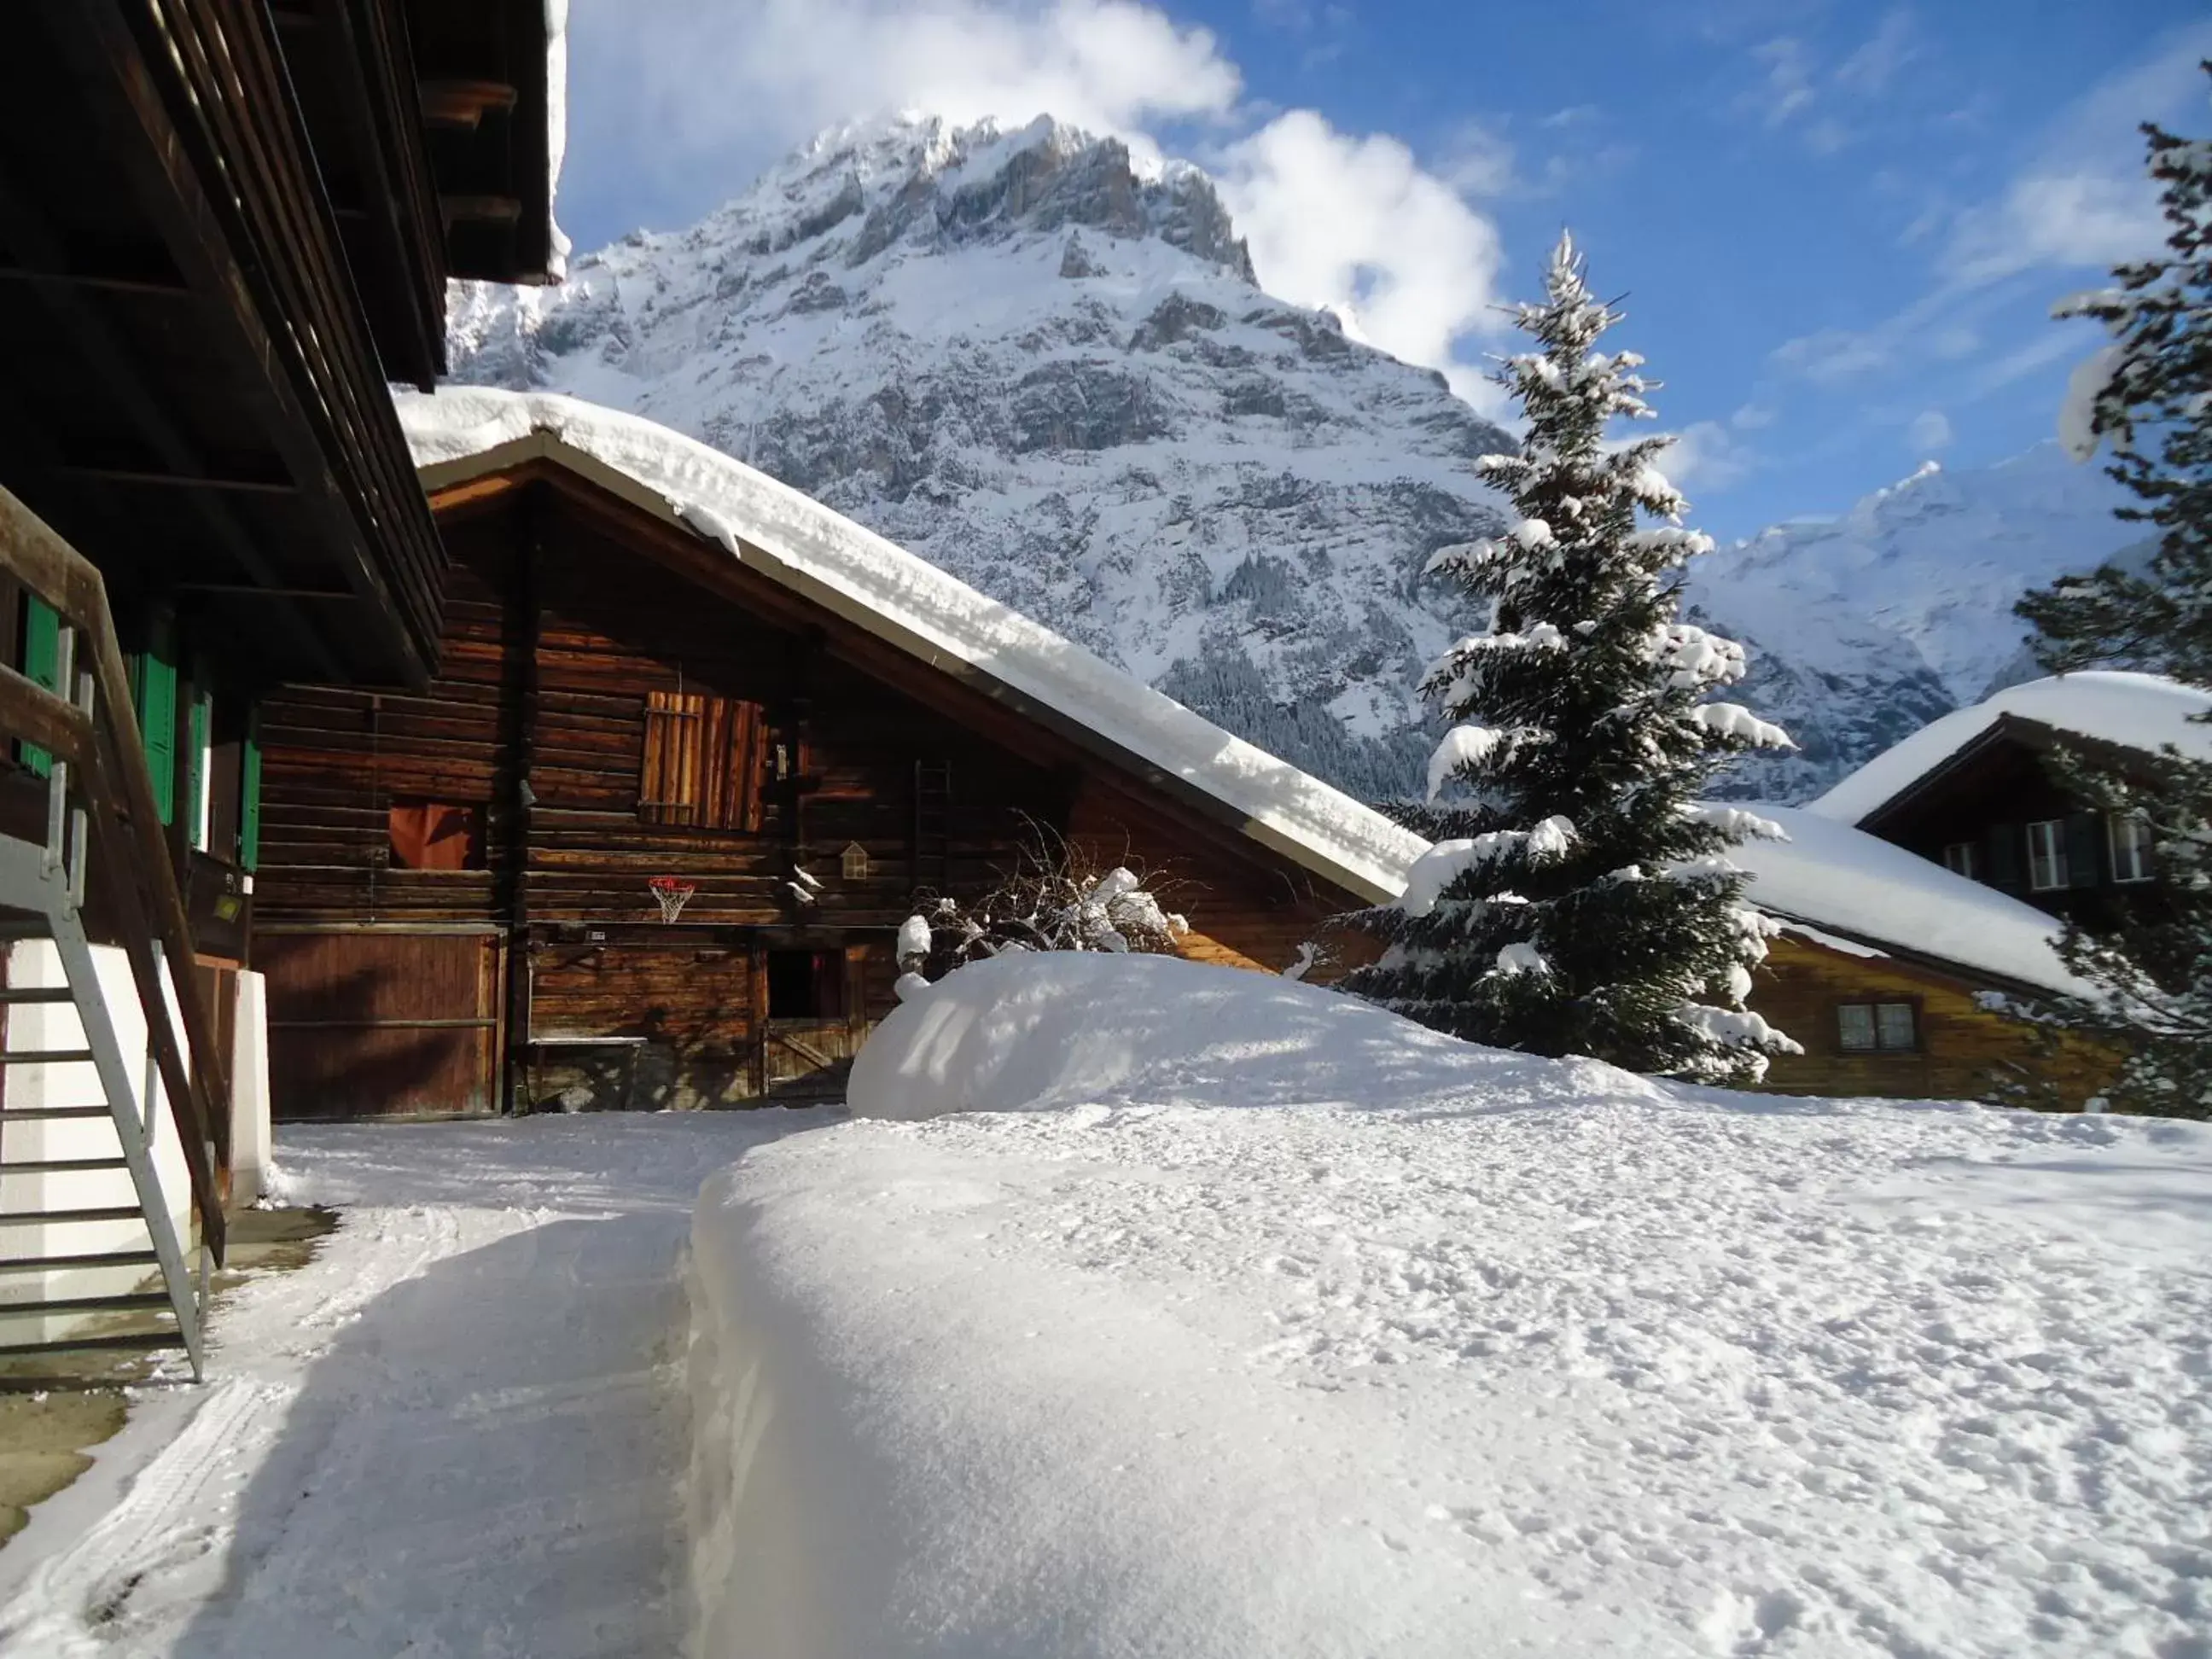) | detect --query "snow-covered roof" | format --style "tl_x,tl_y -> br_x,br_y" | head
1809,672 -> 2212,826
397,387 -> 1426,903
1731,805 -> 2090,998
